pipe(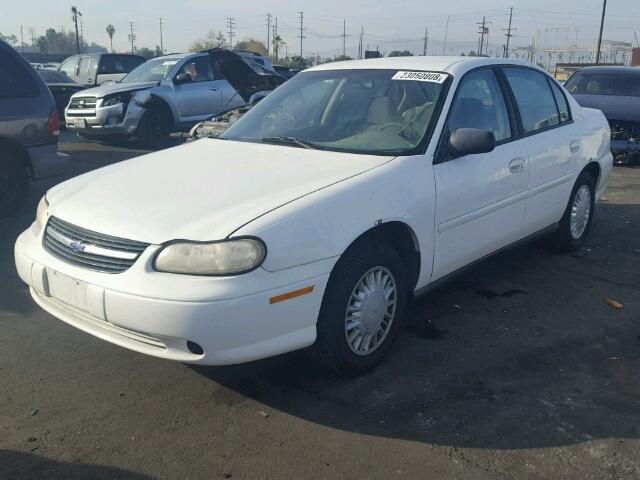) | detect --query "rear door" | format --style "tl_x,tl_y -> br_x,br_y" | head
76,55 -> 94,86
501,67 -> 578,235
171,55 -> 224,124
432,67 -> 529,280
59,56 -> 80,83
